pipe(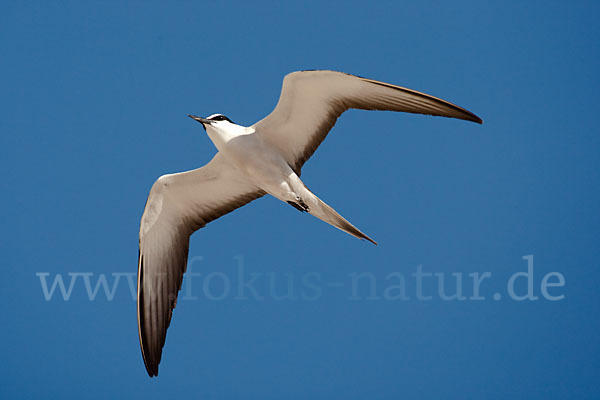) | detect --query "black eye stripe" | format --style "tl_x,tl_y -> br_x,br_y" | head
208,115 -> 233,123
